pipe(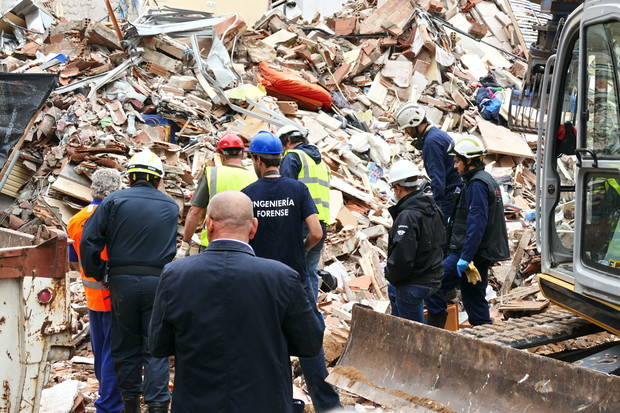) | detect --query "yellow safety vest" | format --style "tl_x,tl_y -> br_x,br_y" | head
605,178 -> 620,195
605,219 -> 620,267
286,149 -> 332,224
199,165 -> 257,246
604,178 -> 620,266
